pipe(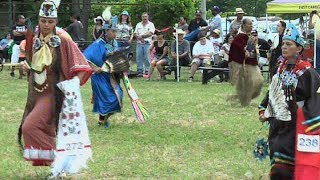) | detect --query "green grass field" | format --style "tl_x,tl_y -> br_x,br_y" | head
0,68 -> 270,179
